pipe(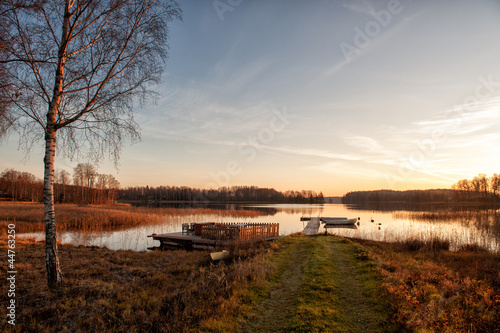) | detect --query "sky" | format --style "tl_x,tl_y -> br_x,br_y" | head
2,0 -> 500,196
